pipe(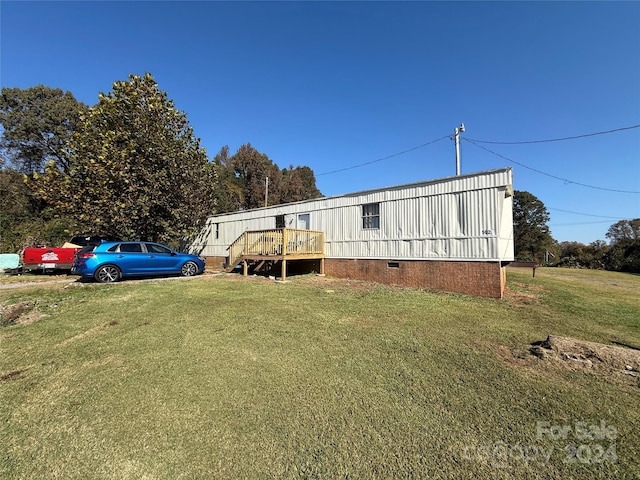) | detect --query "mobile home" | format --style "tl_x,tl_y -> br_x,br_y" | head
194,168 -> 514,298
